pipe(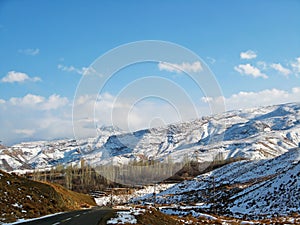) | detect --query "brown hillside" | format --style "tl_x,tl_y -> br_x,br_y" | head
0,170 -> 96,223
